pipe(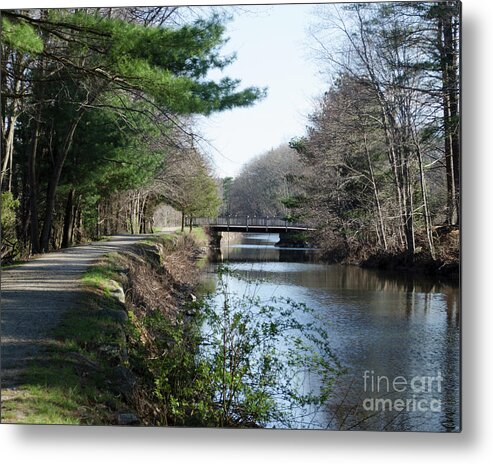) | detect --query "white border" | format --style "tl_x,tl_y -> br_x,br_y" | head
1,0 -> 492,462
